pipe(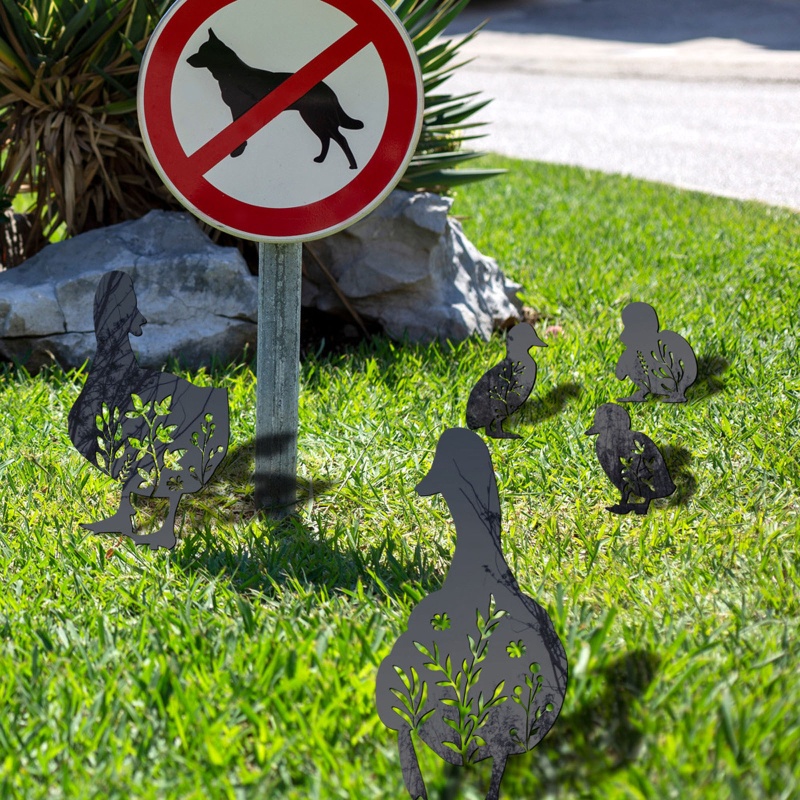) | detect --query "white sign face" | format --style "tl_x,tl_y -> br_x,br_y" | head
138,0 -> 424,242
